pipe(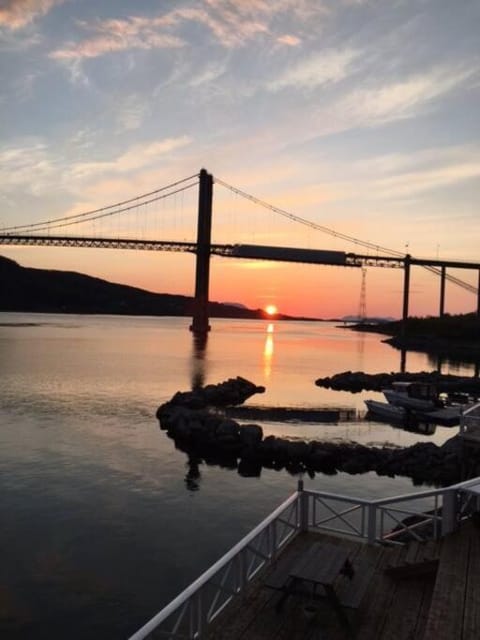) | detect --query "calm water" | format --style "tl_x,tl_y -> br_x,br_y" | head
0,313 -> 475,639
